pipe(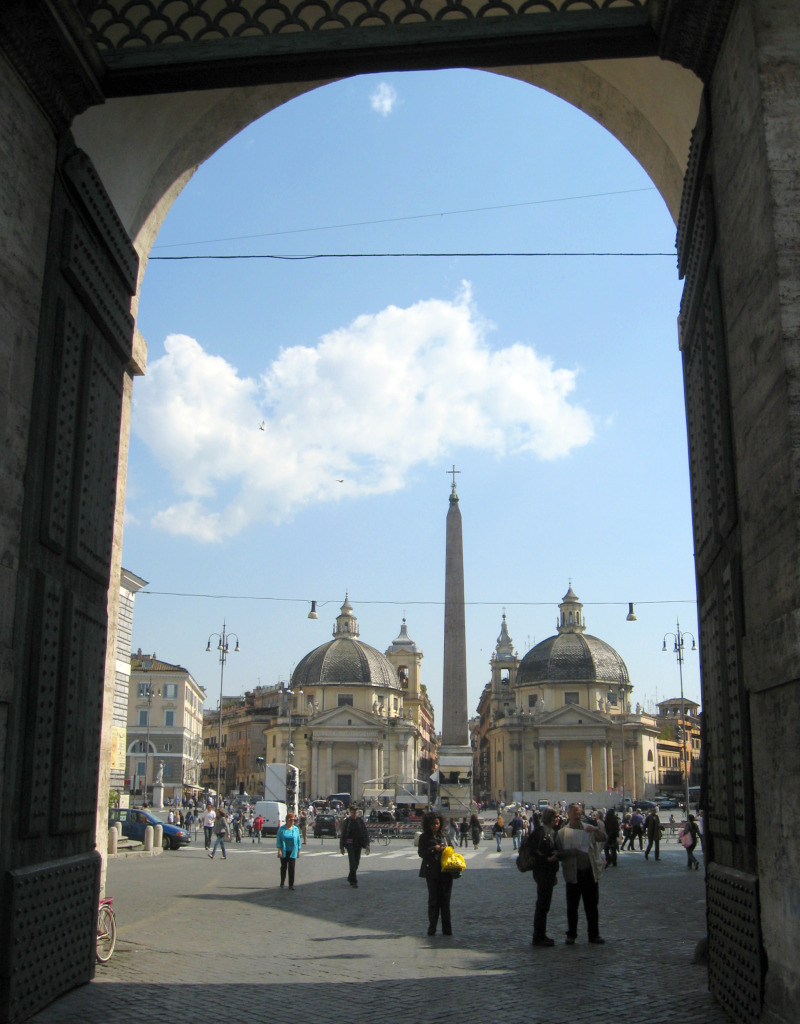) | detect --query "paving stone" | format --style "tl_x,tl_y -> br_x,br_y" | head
29,839 -> 727,1023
